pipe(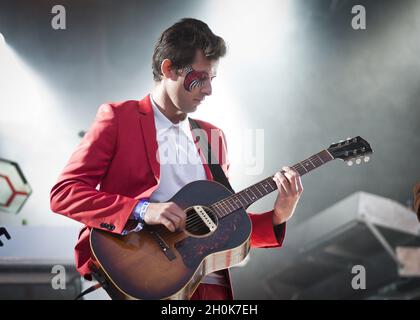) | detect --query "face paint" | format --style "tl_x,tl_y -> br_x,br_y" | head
183,65 -> 208,92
